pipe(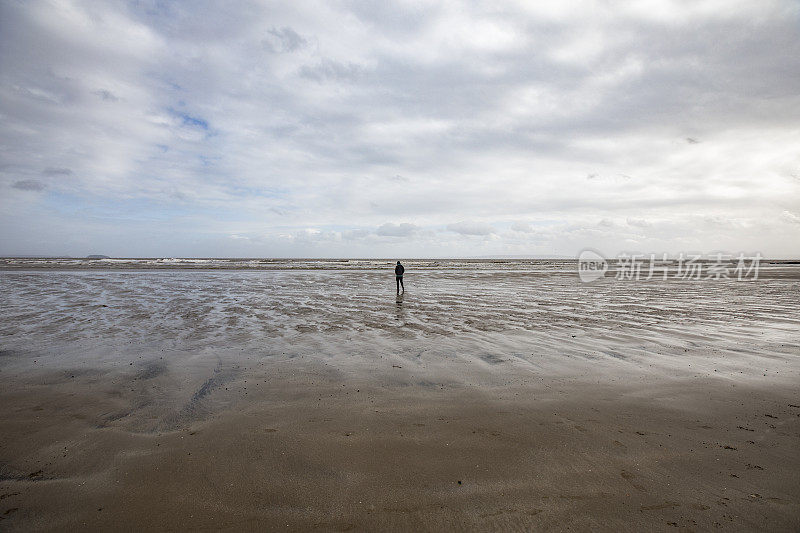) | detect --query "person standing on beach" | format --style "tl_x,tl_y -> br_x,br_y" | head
395,261 -> 405,293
